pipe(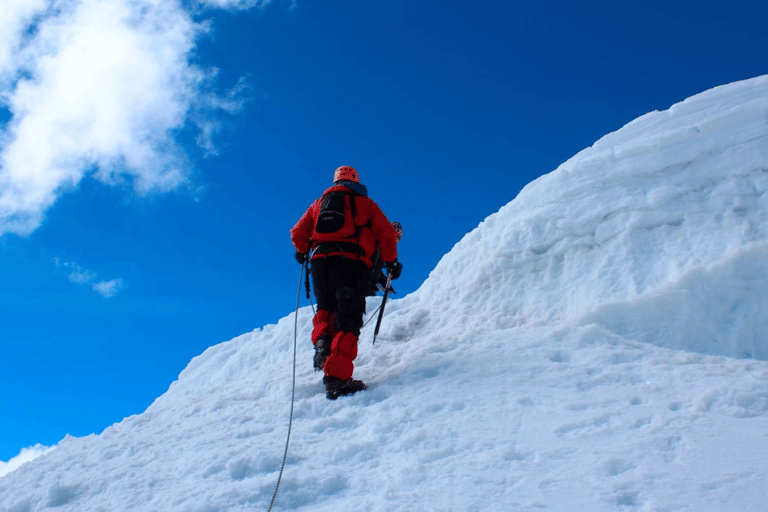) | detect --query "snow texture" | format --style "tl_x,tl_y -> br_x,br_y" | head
2,75 -> 768,511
